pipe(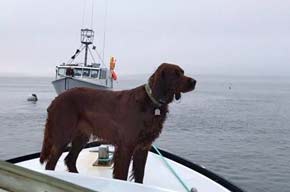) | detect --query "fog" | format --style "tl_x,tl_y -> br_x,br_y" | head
0,0 -> 290,76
